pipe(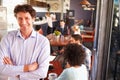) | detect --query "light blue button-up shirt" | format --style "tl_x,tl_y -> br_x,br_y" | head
0,29 -> 50,80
